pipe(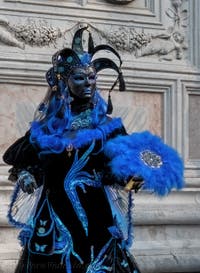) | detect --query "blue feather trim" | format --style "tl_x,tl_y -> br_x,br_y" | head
30,118 -> 123,154
104,131 -> 185,196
